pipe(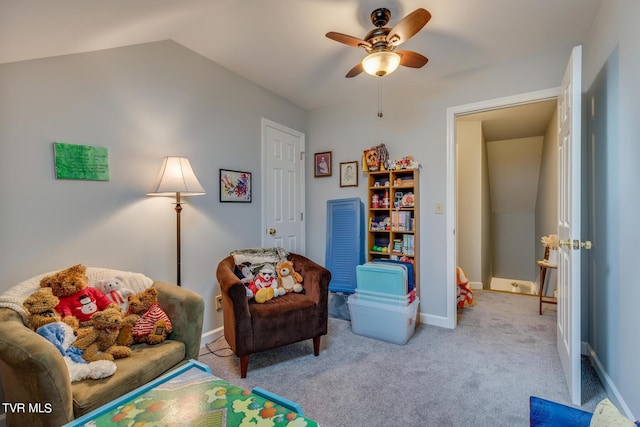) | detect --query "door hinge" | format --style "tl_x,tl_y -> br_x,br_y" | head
300,212 -> 303,221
